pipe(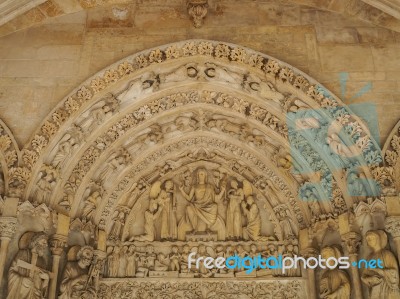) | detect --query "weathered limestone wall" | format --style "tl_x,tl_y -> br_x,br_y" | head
0,1 -> 399,147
